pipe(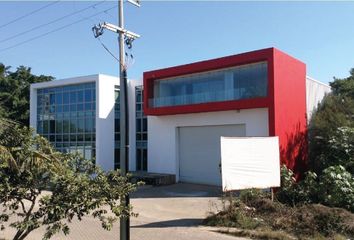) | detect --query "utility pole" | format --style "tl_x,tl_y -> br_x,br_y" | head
92,1 -> 140,239
118,0 -> 129,238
